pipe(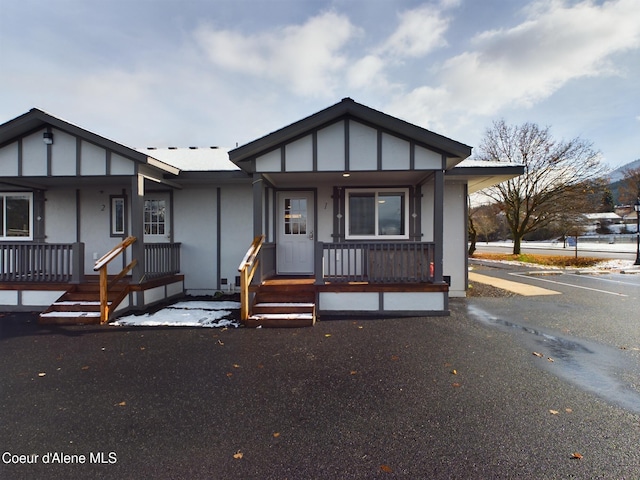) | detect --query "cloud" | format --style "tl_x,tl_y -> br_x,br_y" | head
378,2 -> 455,58
391,0 -> 640,126
194,11 -> 360,96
